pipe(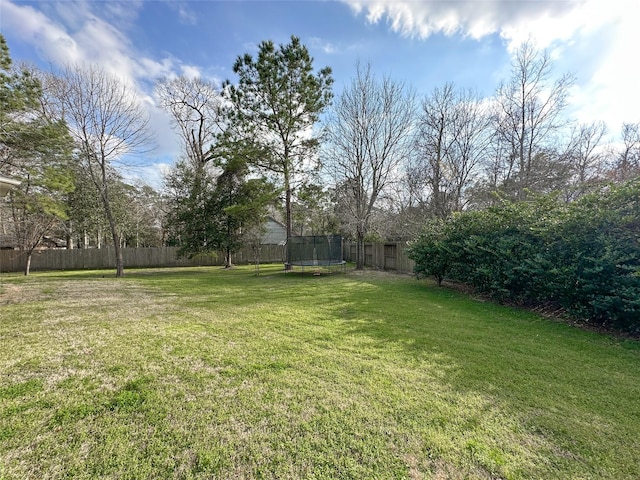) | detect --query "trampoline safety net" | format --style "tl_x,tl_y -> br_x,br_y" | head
286,235 -> 344,266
